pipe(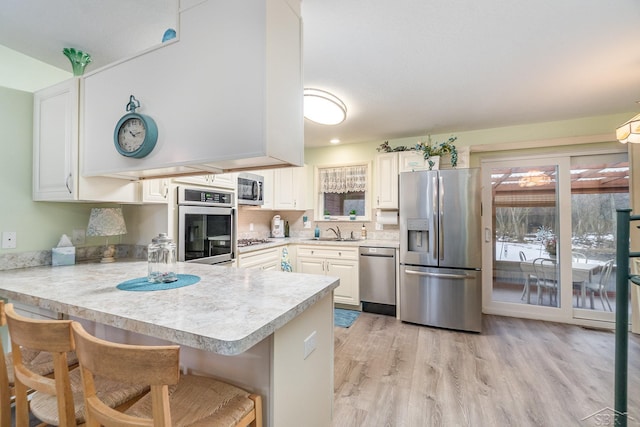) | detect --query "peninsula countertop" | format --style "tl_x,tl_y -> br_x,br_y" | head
0,261 -> 339,356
